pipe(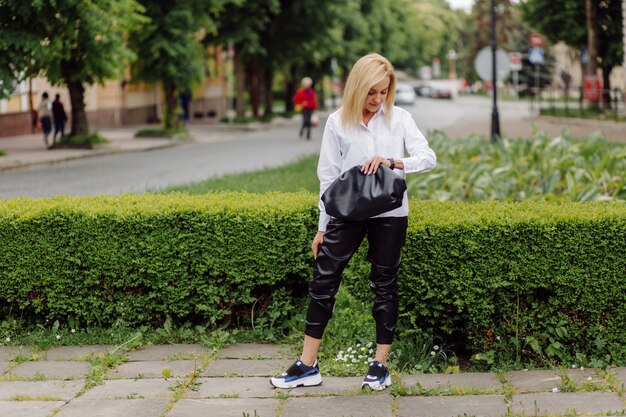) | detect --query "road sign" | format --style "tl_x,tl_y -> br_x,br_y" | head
509,52 -> 523,71
583,75 -> 601,101
474,46 -> 511,81
528,47 -> 544,65
530,33 -> 543,47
